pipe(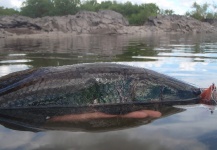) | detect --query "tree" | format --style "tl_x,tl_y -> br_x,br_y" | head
80,0 -> 99,11
185,2 -> 217,20
192,2 -> 209,20
19,0 -> 162,25
52,0 -> 81,15
128,3 -> 159,25
0,7 -> 19,16
20,0 -> 81,17
21,0 -> 54,18
160,9 -> 174,15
